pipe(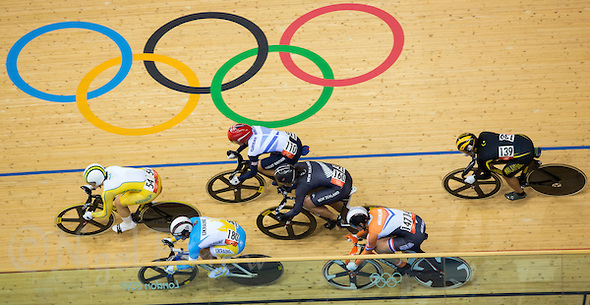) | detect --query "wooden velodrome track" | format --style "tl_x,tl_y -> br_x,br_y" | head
1,0 -> 589,304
